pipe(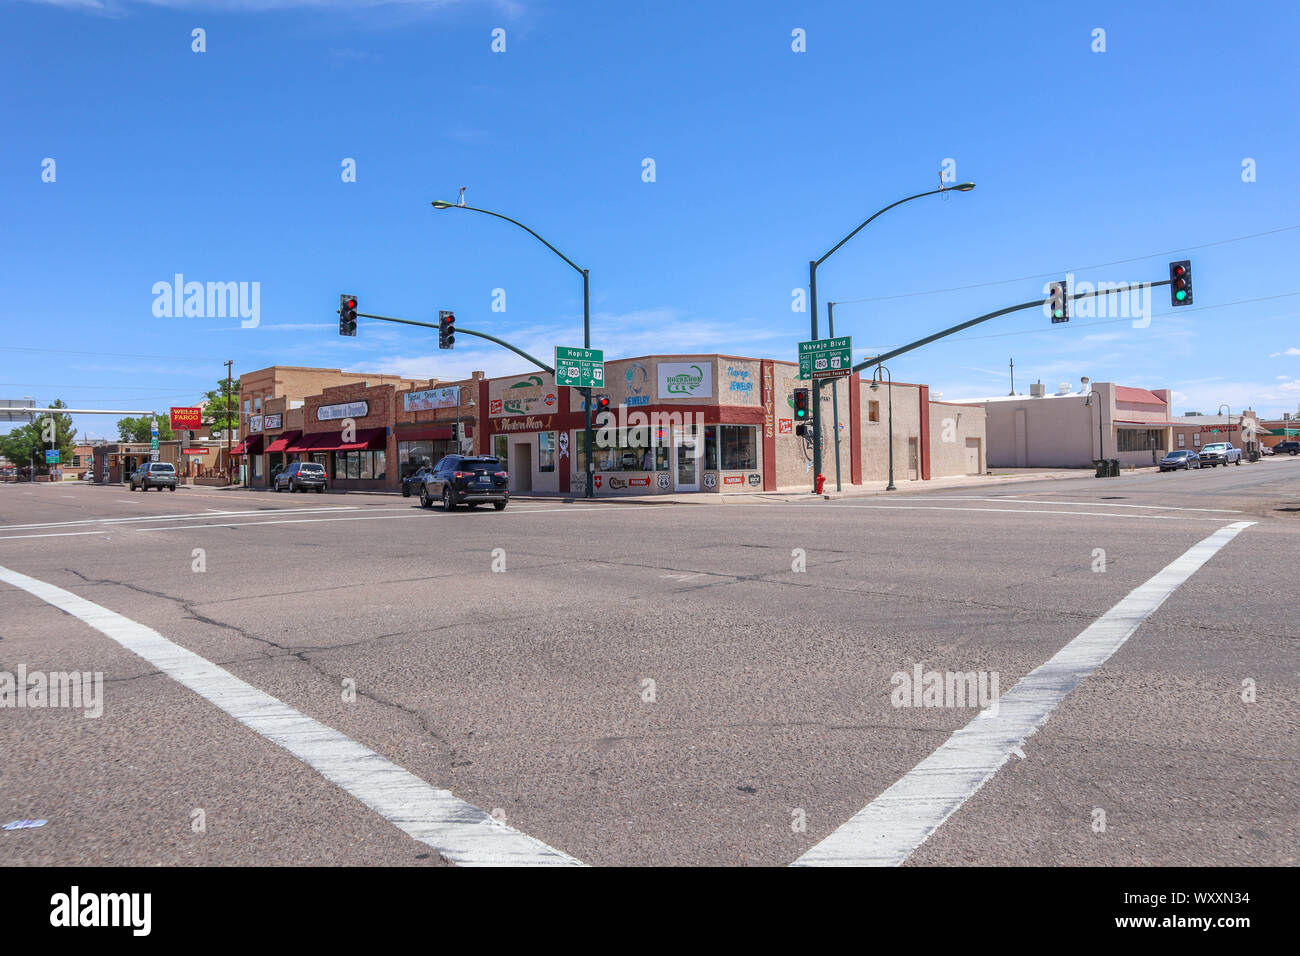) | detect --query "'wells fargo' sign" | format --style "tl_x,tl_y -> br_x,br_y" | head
170,407 -> 202,430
